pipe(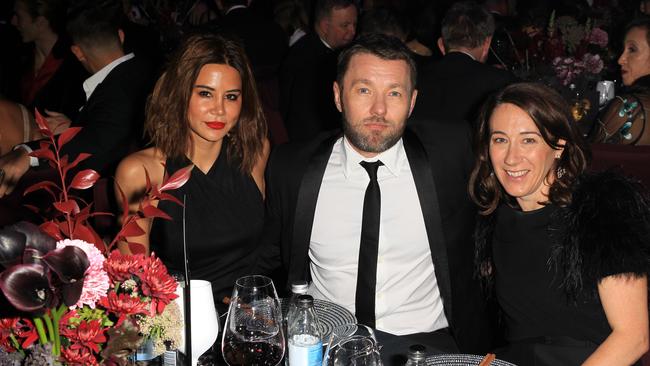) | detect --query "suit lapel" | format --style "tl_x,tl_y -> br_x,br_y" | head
403,128 -> 453,318
289,133 -> 340,280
